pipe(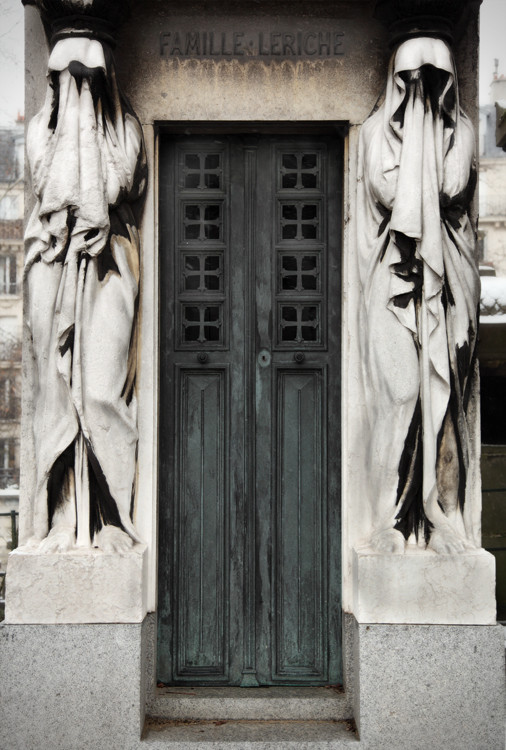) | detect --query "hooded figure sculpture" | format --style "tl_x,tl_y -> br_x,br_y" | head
357,37 -> 481,554
24,29 -> 147,553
